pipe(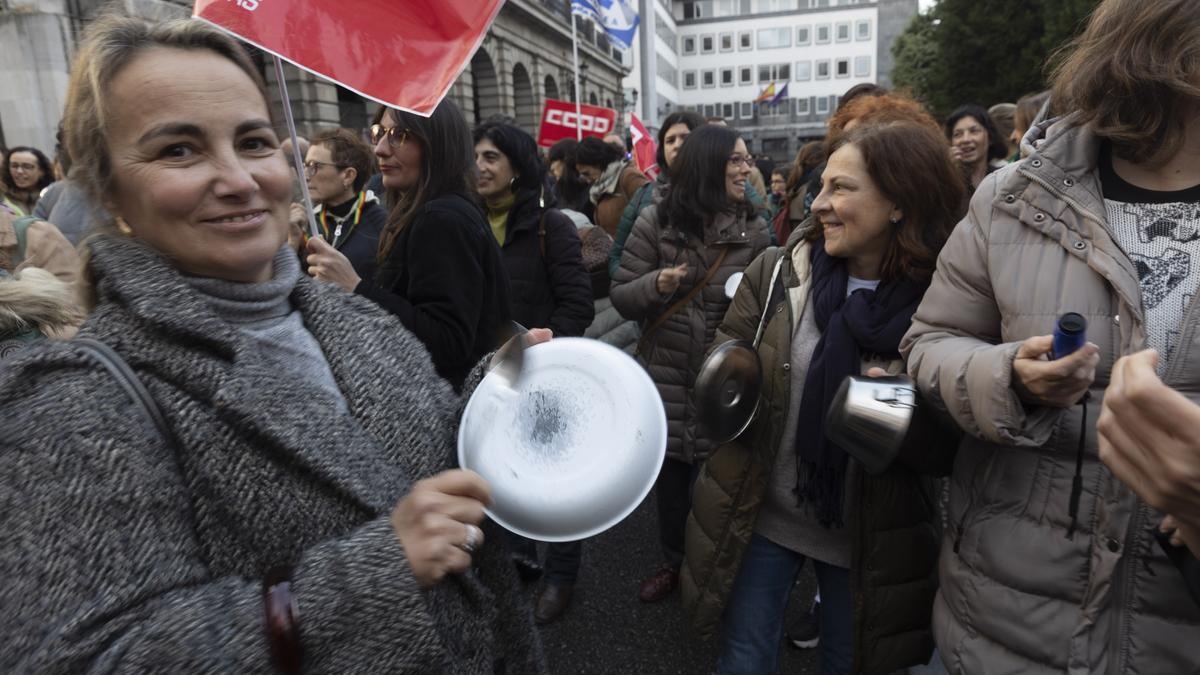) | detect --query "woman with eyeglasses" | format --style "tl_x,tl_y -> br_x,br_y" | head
610,124 -> 771,606
289,127 -> 387,285
303,102 -> 512,392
